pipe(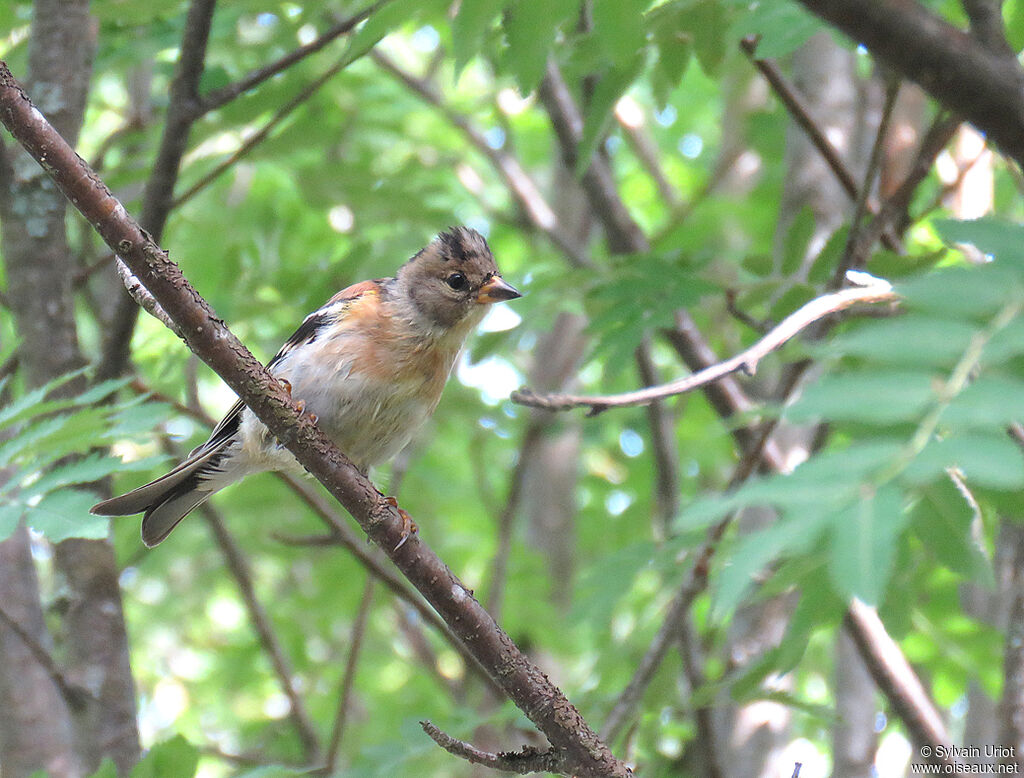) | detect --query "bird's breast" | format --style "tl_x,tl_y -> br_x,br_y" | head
271,325 -> 464,470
